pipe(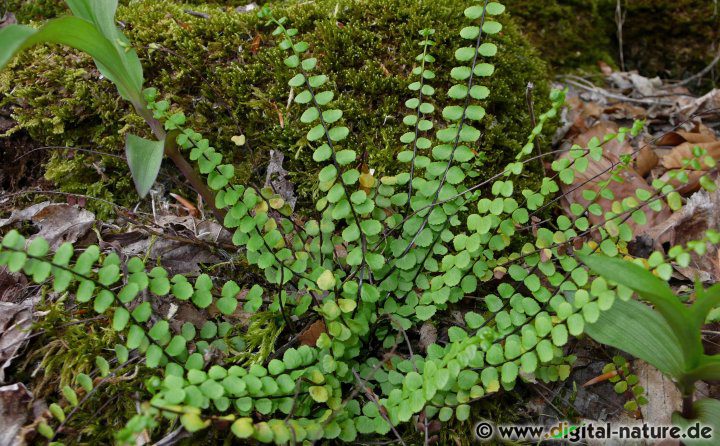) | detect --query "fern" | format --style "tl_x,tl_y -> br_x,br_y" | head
1,0 -> 718,444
